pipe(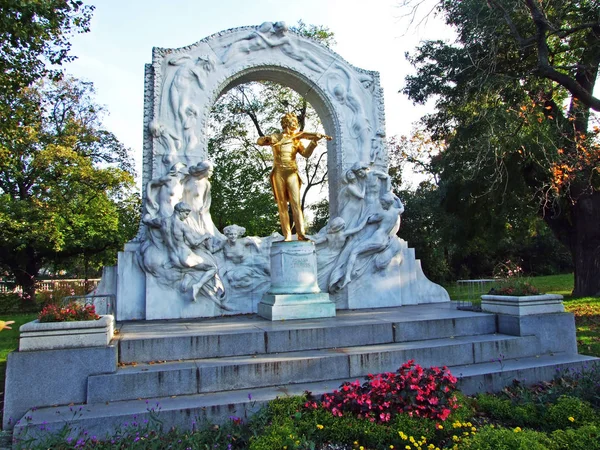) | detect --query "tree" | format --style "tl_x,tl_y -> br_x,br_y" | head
0,0 -> 94,116
402,0 -> 600,295
208,23 -> 335,236
0,78 -> 135,304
